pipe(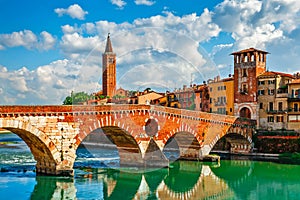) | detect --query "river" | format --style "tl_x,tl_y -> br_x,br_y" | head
1,132 -> 300,200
